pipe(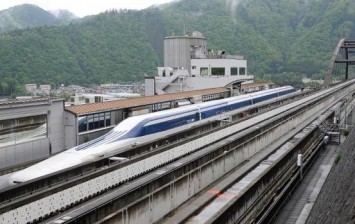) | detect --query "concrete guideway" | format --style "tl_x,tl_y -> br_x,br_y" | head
274,95 -> 355,224
1,80 -> 355,223
44,81 -> 355,224
273,145 -> 336,224
163,99 -> 342,224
